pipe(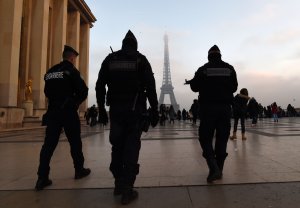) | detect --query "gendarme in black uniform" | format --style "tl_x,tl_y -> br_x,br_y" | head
188,45 -> 238,183
35,45 -> 91,191
96,30 -> 159,205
